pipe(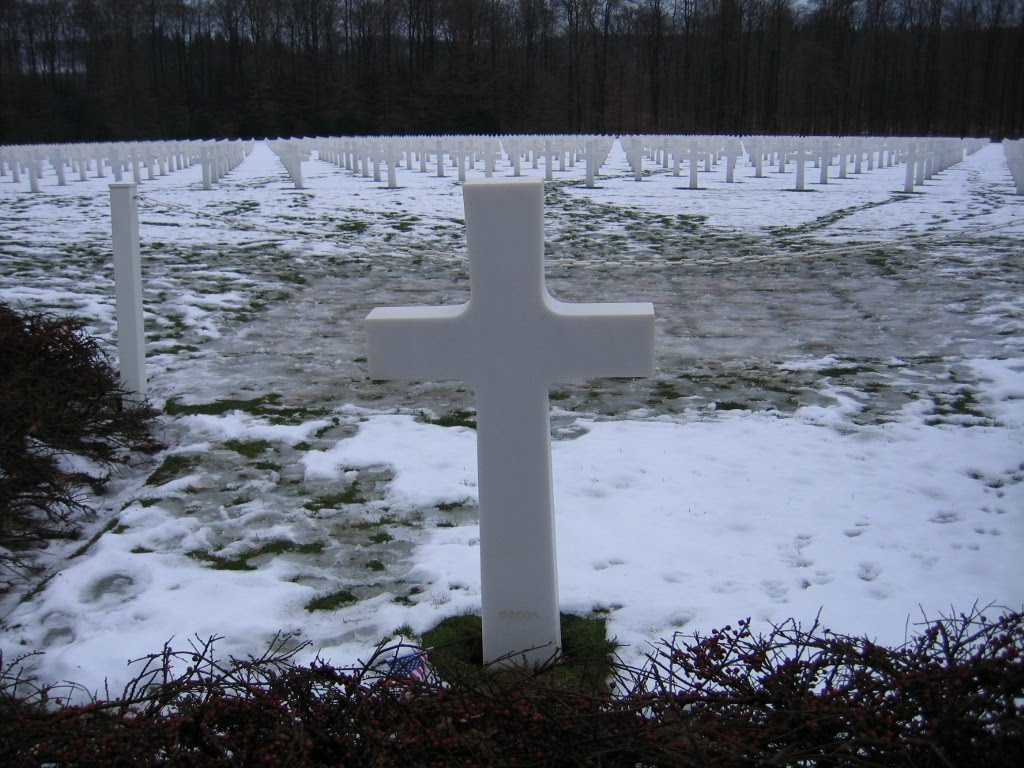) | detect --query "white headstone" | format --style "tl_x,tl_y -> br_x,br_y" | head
903,142 -> 918,193
109,183 -> 147,402
366,178 -> 654,667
